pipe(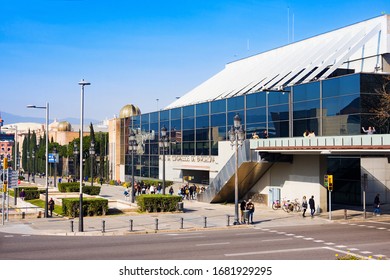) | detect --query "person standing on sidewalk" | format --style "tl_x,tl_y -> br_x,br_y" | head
48,198 -> 55,217
246,199 -> 255,224
240,200 -> 247,224
302,196 -> 308,217
374,194 -> 381,216
309,195 -> 315,218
